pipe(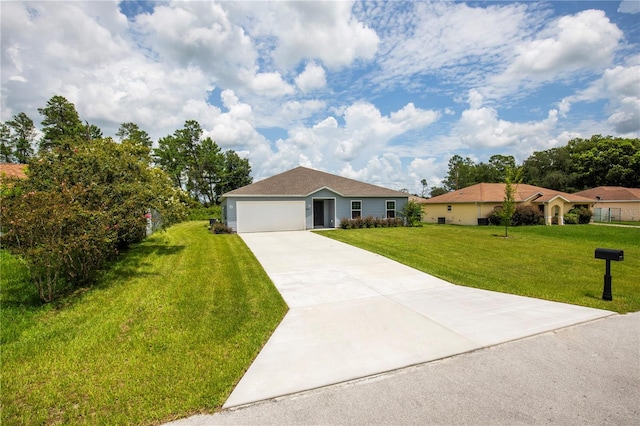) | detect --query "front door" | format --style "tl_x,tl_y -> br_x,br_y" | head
313,200 -> 324,227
